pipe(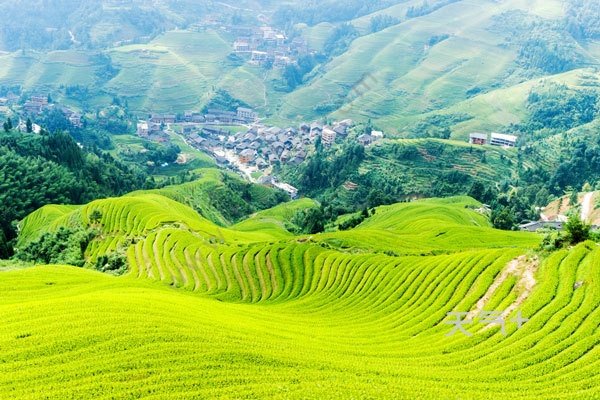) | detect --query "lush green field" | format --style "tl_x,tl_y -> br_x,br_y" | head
5,186 -> 600,397
15,181 -> 600,398
232,198 -> 320,237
